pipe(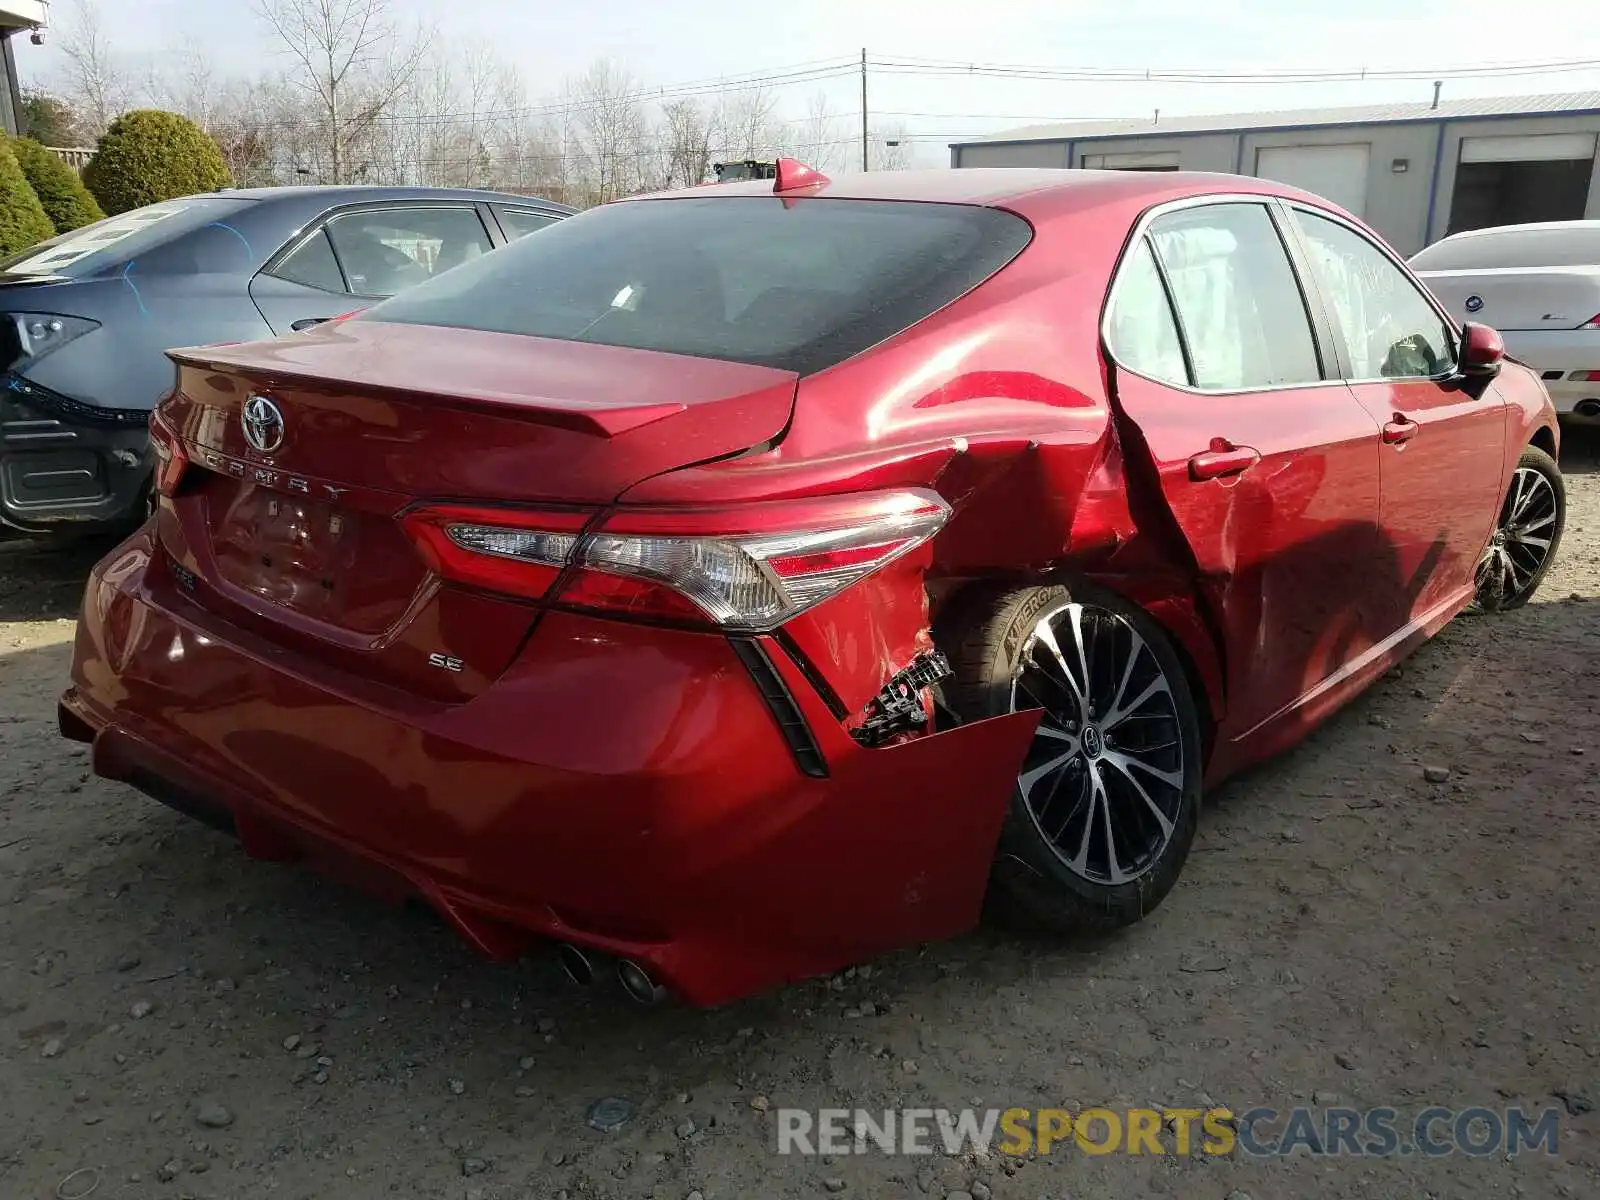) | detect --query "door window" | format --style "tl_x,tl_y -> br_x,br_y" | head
497,208 -> 561,240
1148,203 -> 1322,390
1105,238 -> 1188,386
1293,209 -> 1456,380
325,206 -> 494,298
269,228 -> 346,293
